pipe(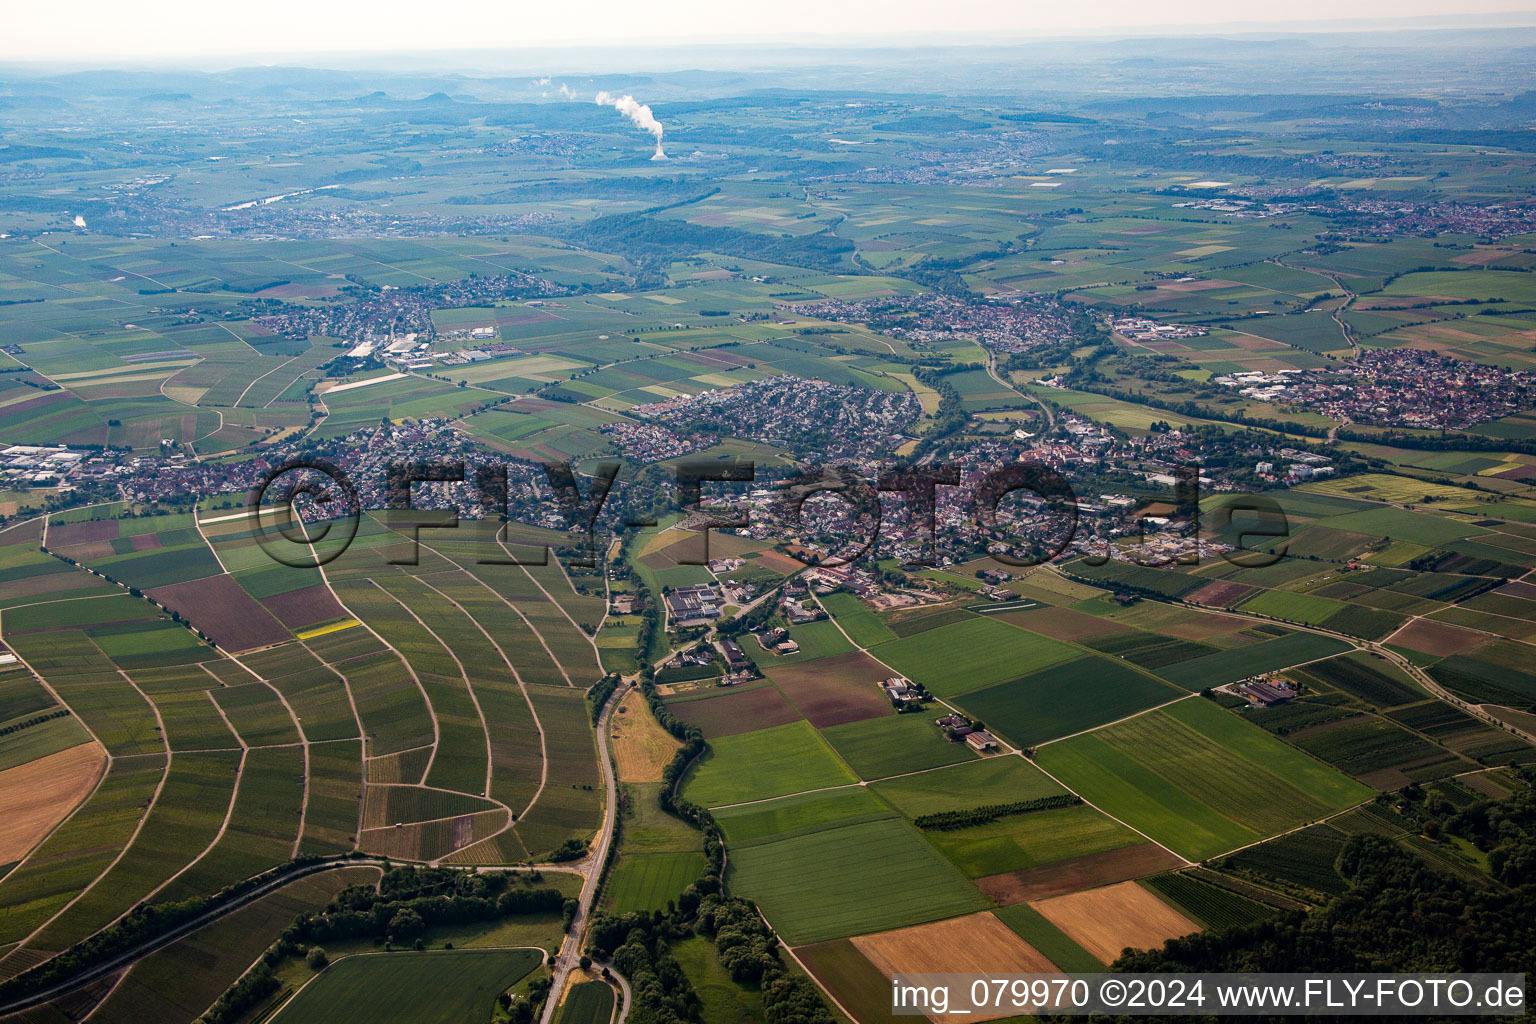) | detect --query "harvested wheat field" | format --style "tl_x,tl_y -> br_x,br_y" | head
0,742 -> 106,863
611,689 -> 681,783
852,912 -> 1055,1022
1030,881 -> 1199,965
